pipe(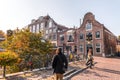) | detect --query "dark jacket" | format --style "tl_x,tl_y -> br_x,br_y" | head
52,53 -> 68,74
